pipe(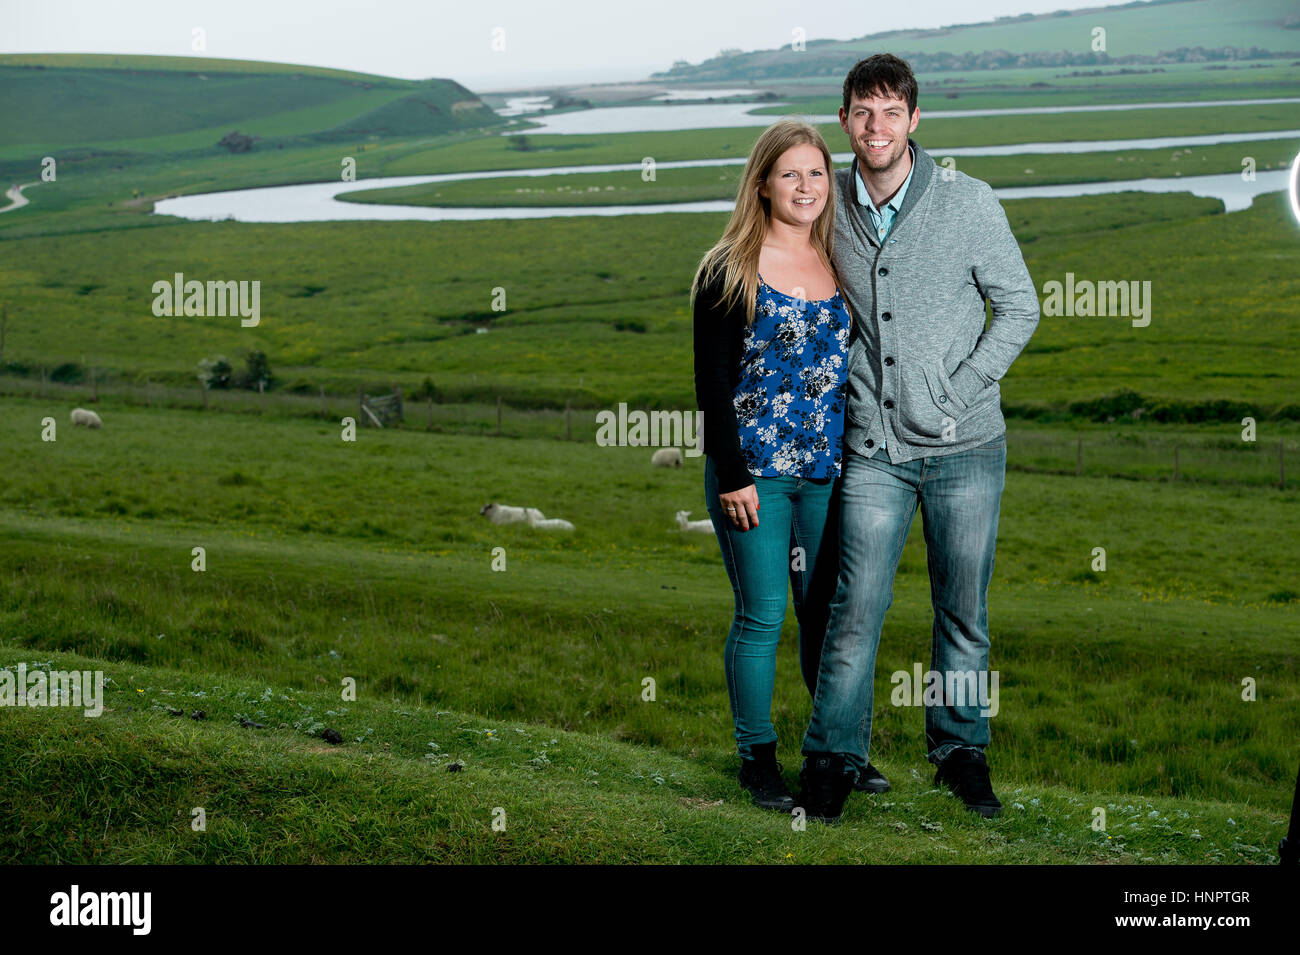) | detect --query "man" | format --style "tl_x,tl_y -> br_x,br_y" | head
794,53 -> 1040,824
